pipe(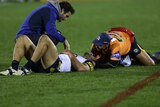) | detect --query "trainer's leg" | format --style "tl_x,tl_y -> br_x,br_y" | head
12,36 -> 35,70
31,35 -> 58,69
13,36 -> 35,61
135,51 -> 155,66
